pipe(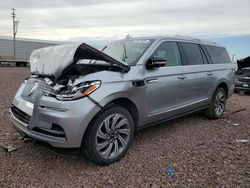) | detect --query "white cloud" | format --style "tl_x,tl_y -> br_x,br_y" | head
0,0 -> 249,41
